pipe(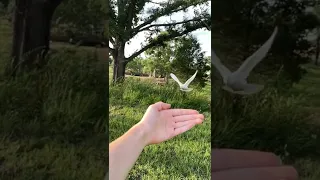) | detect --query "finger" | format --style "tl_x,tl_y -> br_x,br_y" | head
173,119 -> 203,128
212,149 -> 282,172
173,121 -> 201,136
152,101 -> 171,111
173,114 -> 204,122
212,166 -> 298,180
170,109 -> 199,116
